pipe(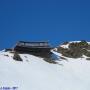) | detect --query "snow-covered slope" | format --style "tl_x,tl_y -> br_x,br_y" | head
0,50 -> 90,90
